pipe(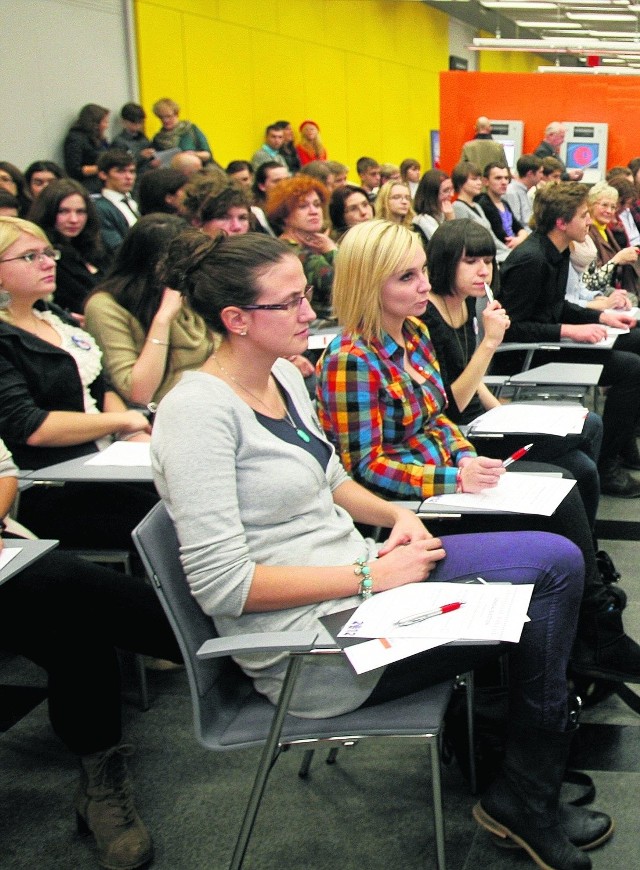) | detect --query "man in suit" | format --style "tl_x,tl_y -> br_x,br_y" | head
93,149 -> 139,253
460,117 -> 507,174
